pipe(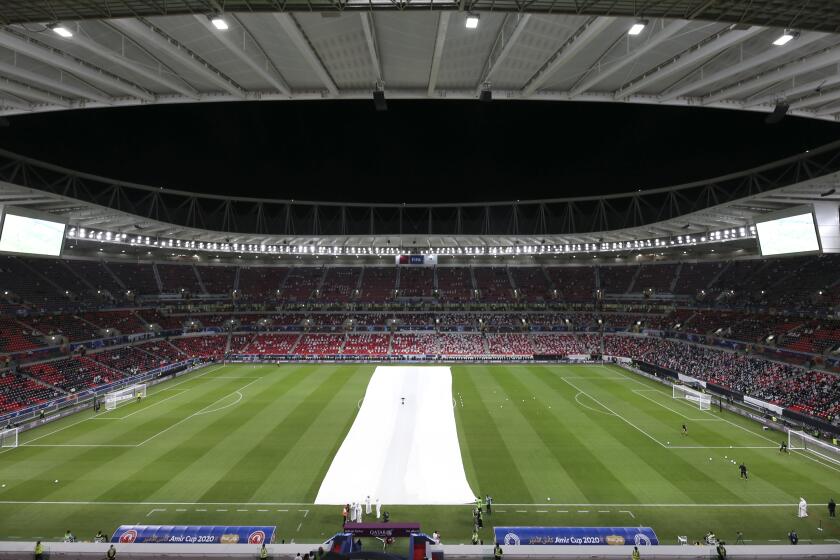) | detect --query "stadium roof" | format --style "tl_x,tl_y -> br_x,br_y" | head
0,140 -> 837,252
1,5 -> 840,119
